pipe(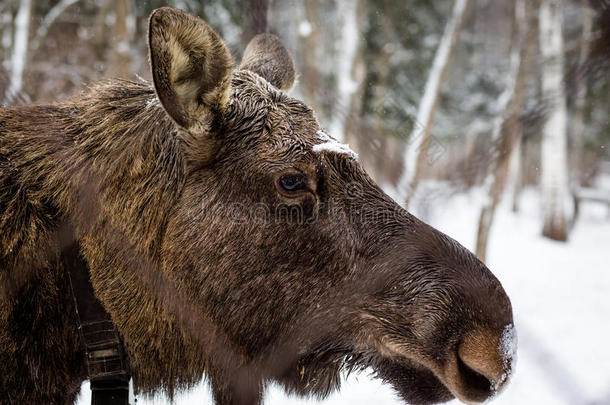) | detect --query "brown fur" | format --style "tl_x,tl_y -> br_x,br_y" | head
0,8 -> 513,405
